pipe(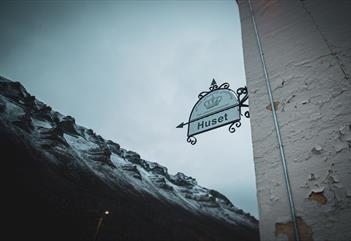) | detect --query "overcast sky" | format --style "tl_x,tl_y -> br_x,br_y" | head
0,0 -> 258,217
